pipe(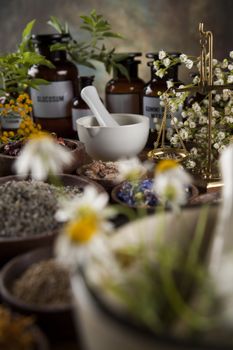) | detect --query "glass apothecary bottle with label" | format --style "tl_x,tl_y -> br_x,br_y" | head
143,52 -> 181,147
30,34 -> 78,138
72,76 -> 94,138
105,53 -> 144,114
0,92 -> 22,132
